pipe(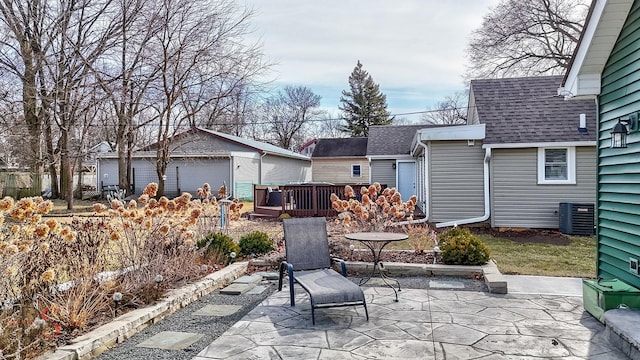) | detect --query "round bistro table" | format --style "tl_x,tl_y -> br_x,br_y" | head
344,232 -> 408,302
